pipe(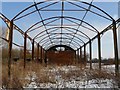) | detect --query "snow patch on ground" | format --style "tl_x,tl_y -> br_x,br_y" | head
24,65 -> 119,88
25,77 -> 115,88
